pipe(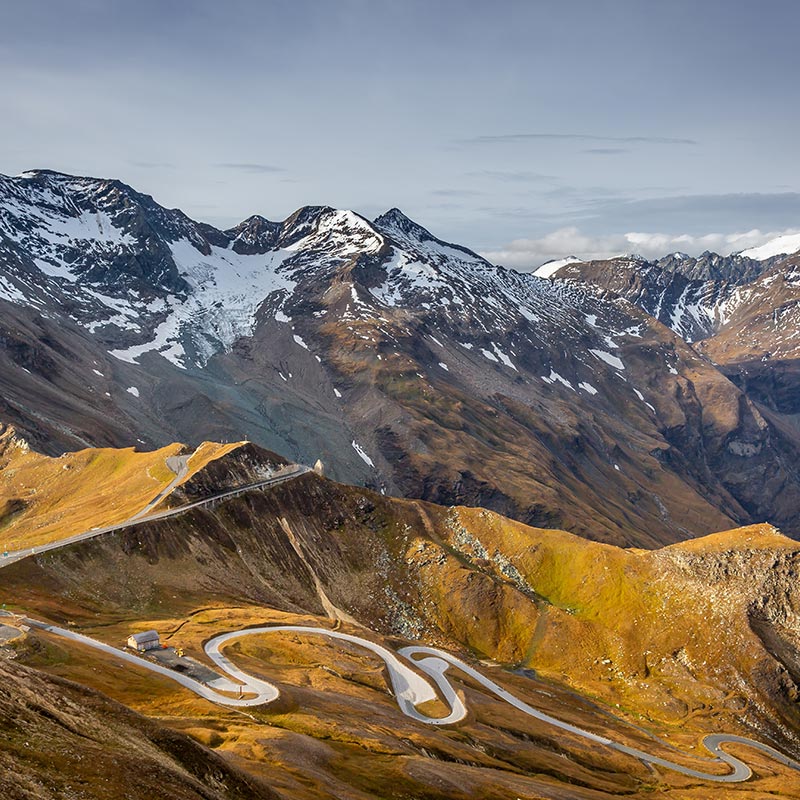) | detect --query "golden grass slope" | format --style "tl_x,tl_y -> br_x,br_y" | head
417,509 -> 800,735
0,426 -> 245,551
2,470 -> 800,797
182,440 -> 243,478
